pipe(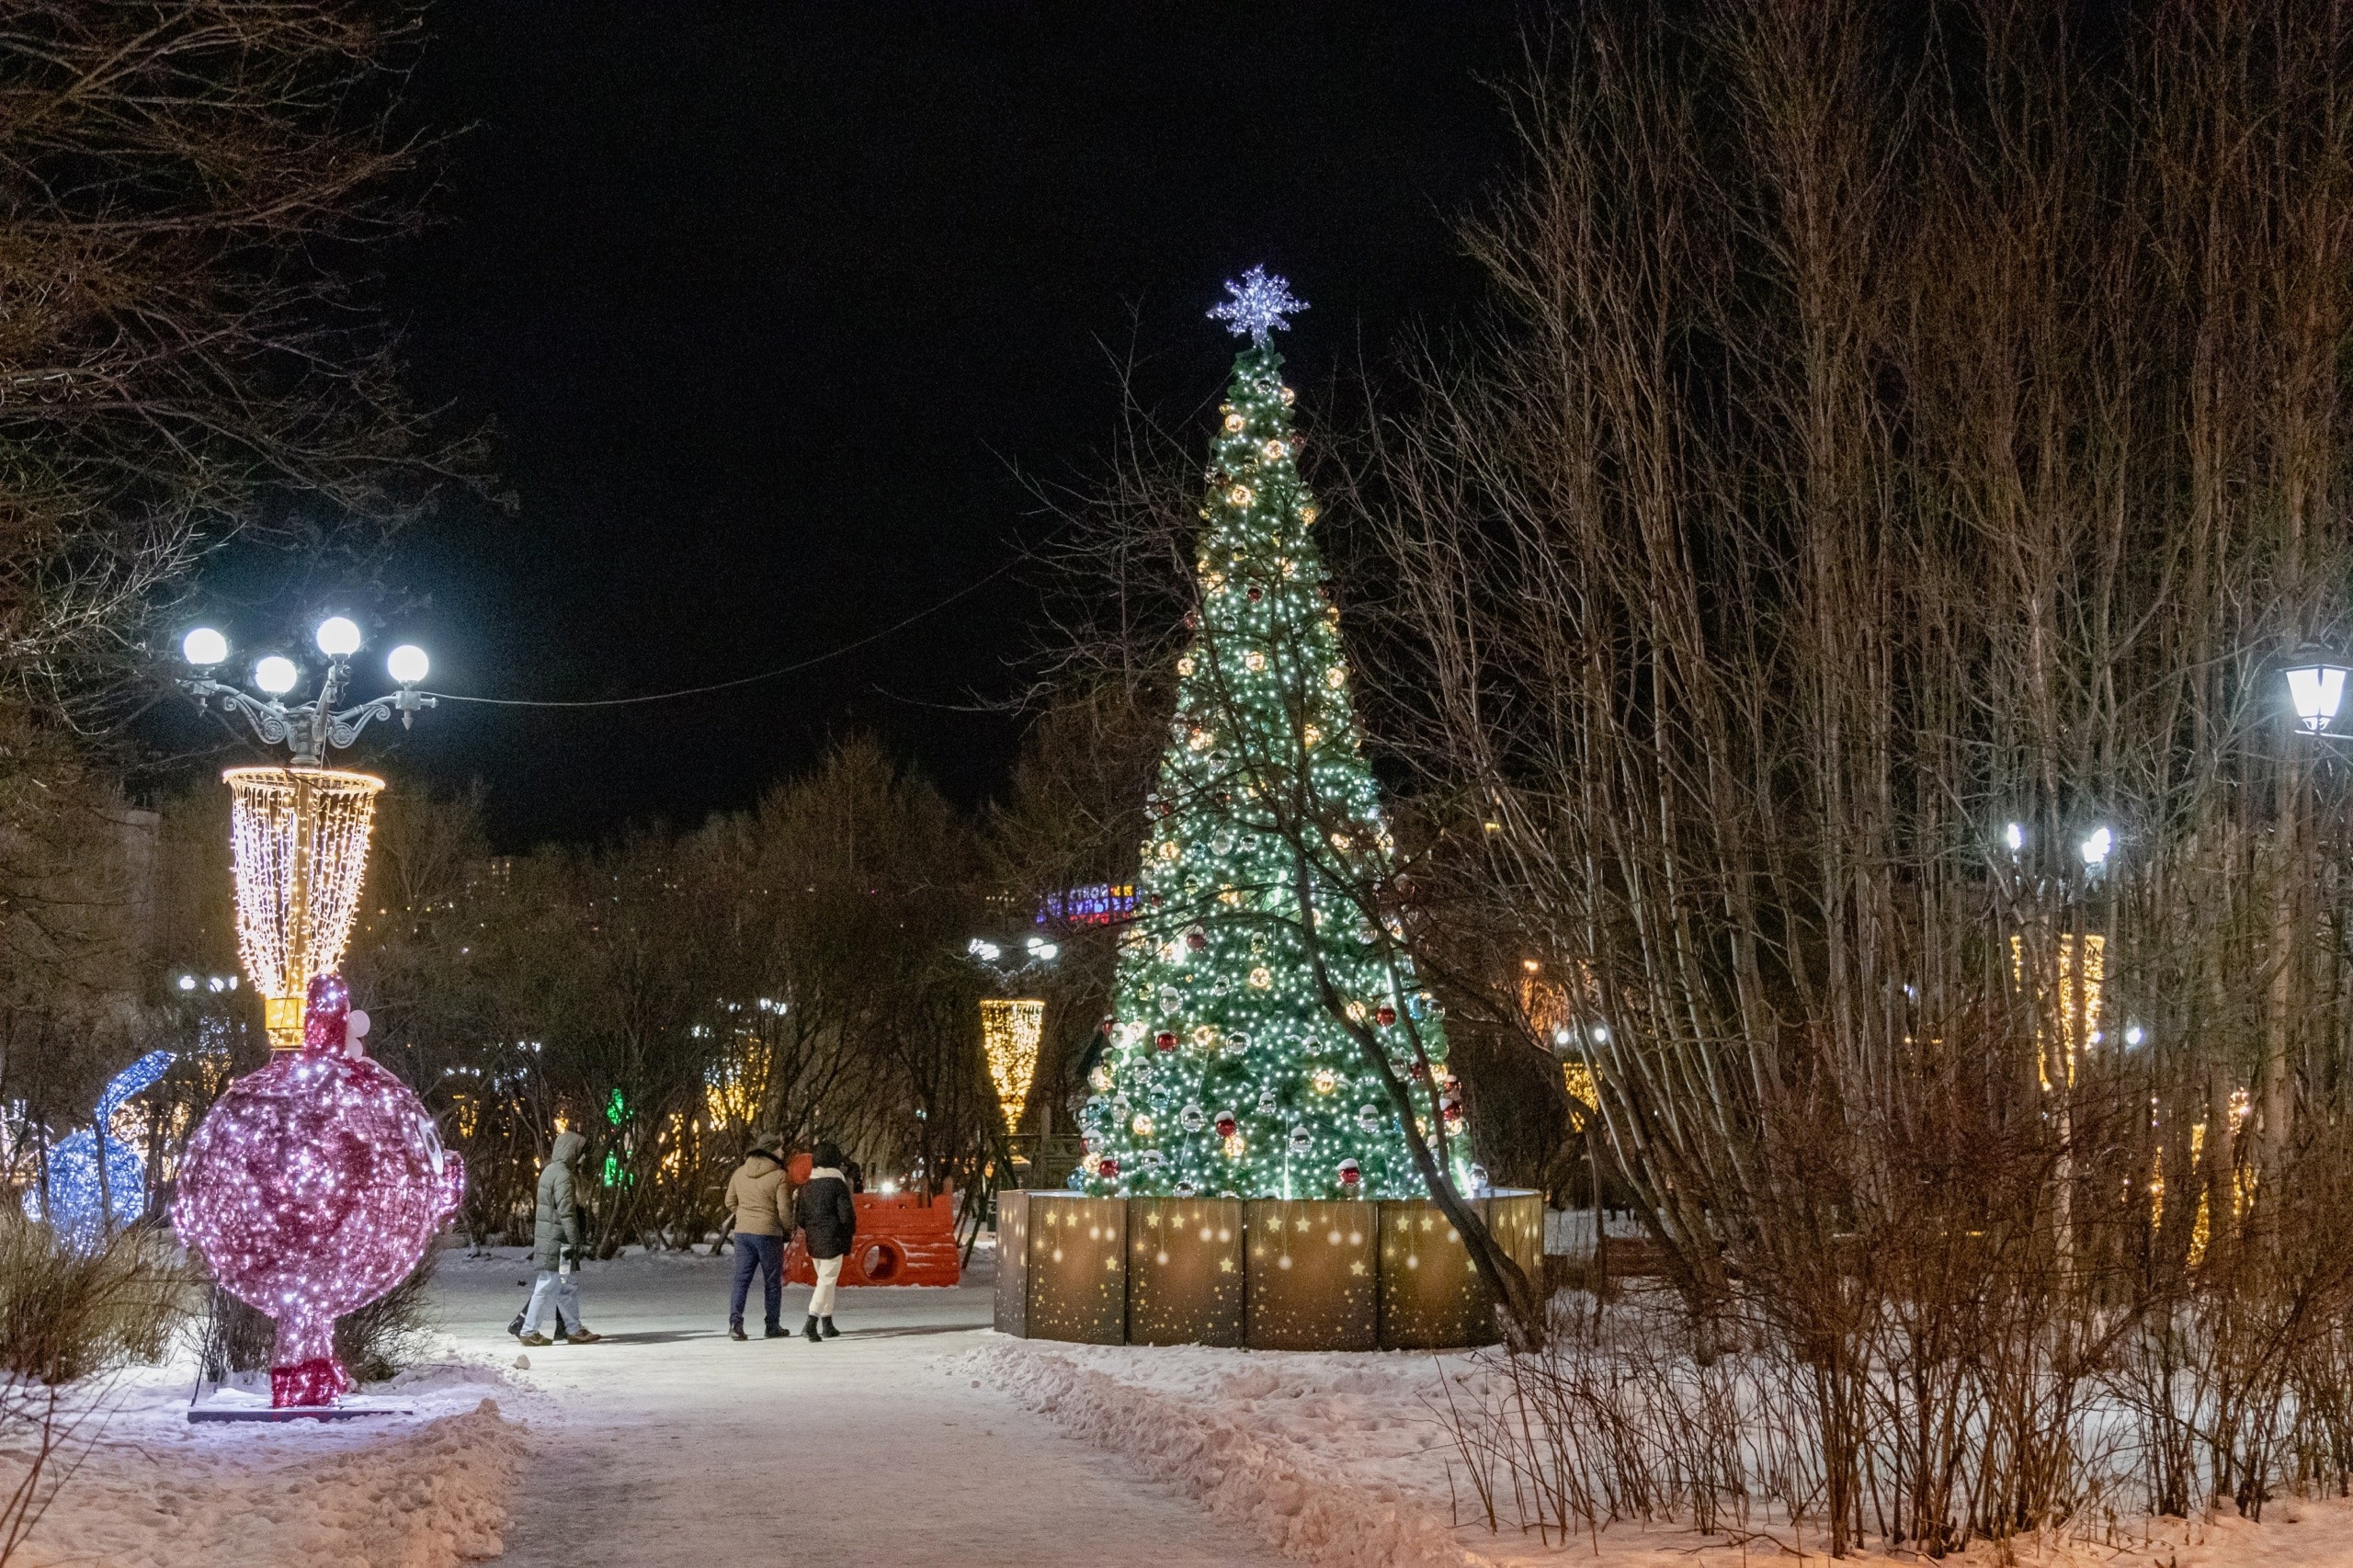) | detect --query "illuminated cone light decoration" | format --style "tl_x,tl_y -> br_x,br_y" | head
981,998 -> 1046,1131
226,766 -> 383,1049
